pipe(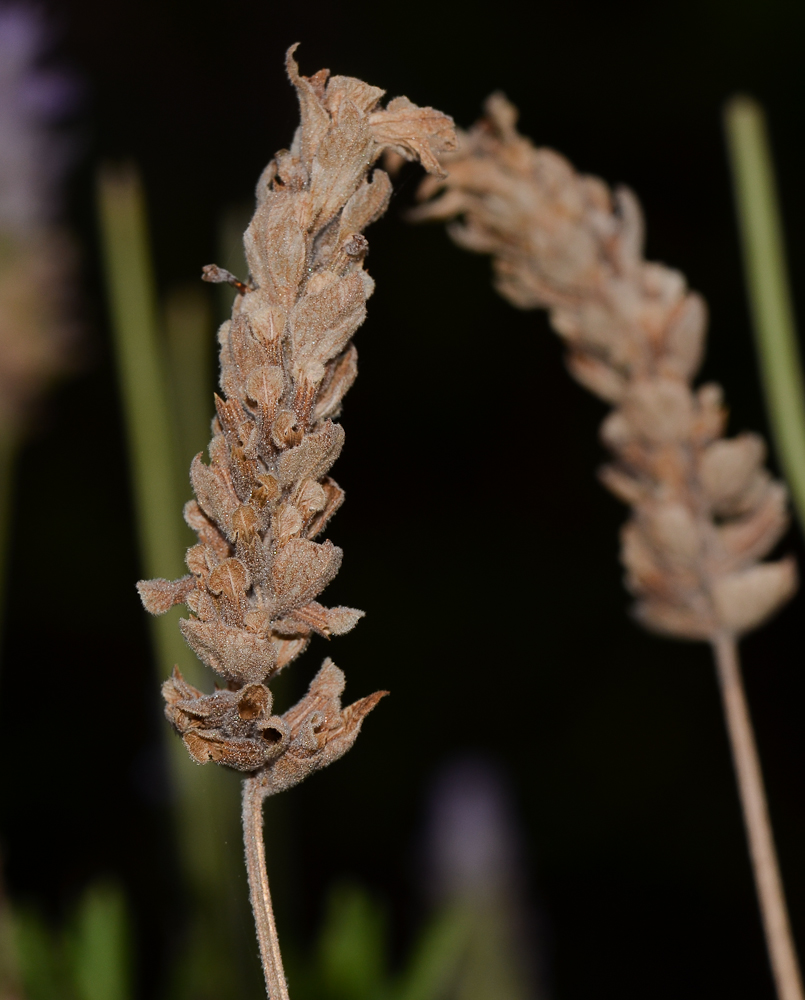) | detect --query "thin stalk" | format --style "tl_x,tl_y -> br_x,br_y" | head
724,97 -> 805,536
242,777 -> 289,1000
711,632 -> 803,1000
